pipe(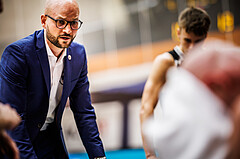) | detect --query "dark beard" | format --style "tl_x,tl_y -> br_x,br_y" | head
46,26 -> 75,48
